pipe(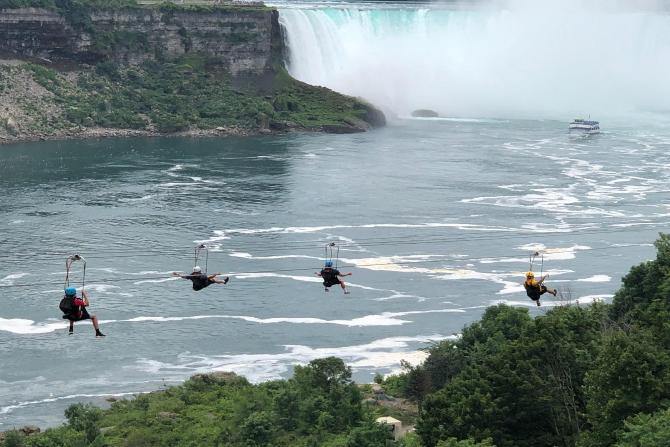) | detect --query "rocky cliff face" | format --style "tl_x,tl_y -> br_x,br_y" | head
0,6 -> 280,75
